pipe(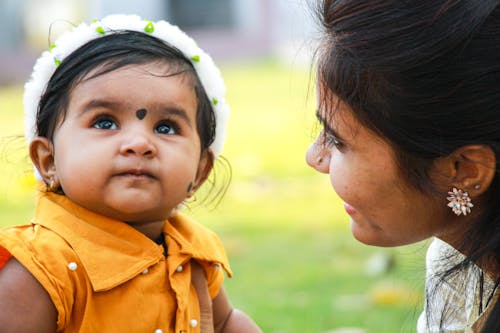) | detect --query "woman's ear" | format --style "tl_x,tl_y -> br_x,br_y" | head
434,145 -> 496,197
191,149 -> 215,193
29,137 -> 56,184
